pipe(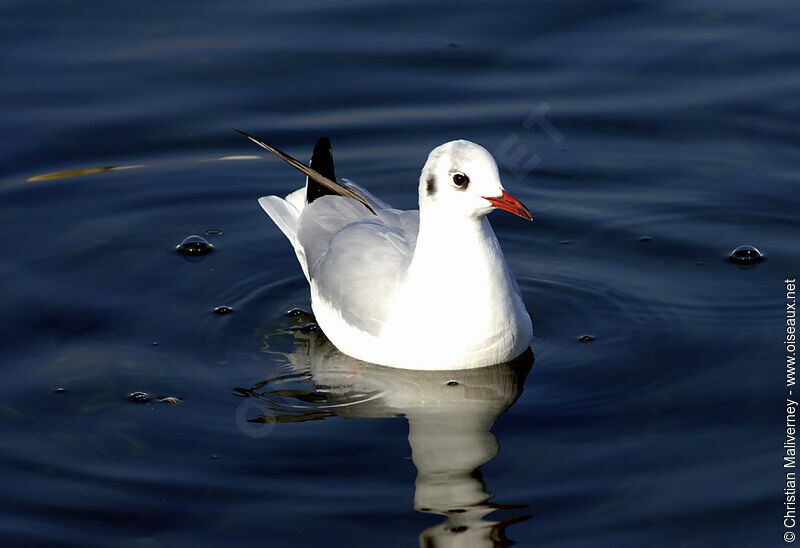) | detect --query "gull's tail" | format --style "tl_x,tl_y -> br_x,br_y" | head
240,131 -> 384,282
232,128 -> 375,214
